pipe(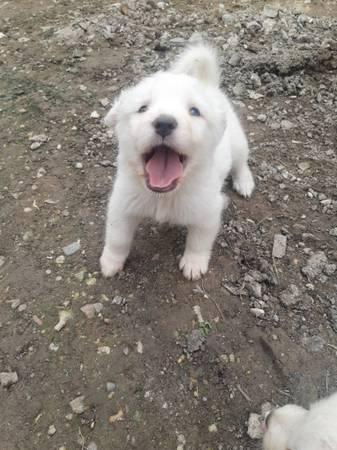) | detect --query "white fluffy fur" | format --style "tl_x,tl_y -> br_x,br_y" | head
100,43 -> 254,280
263,392 -> 337,450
